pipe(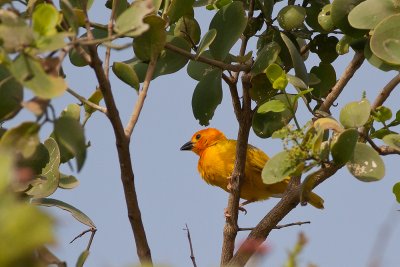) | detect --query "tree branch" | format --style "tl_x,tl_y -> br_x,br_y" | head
164,43 -> 251,73
220,1 -> 255,264
84,13 -> 152,265
66,88 -> 107,114
220,74 -> 253,267
230,164 -> 340,266
124,58 -> 157,139
371,73 -> 400,110
319,51 -> 365,113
